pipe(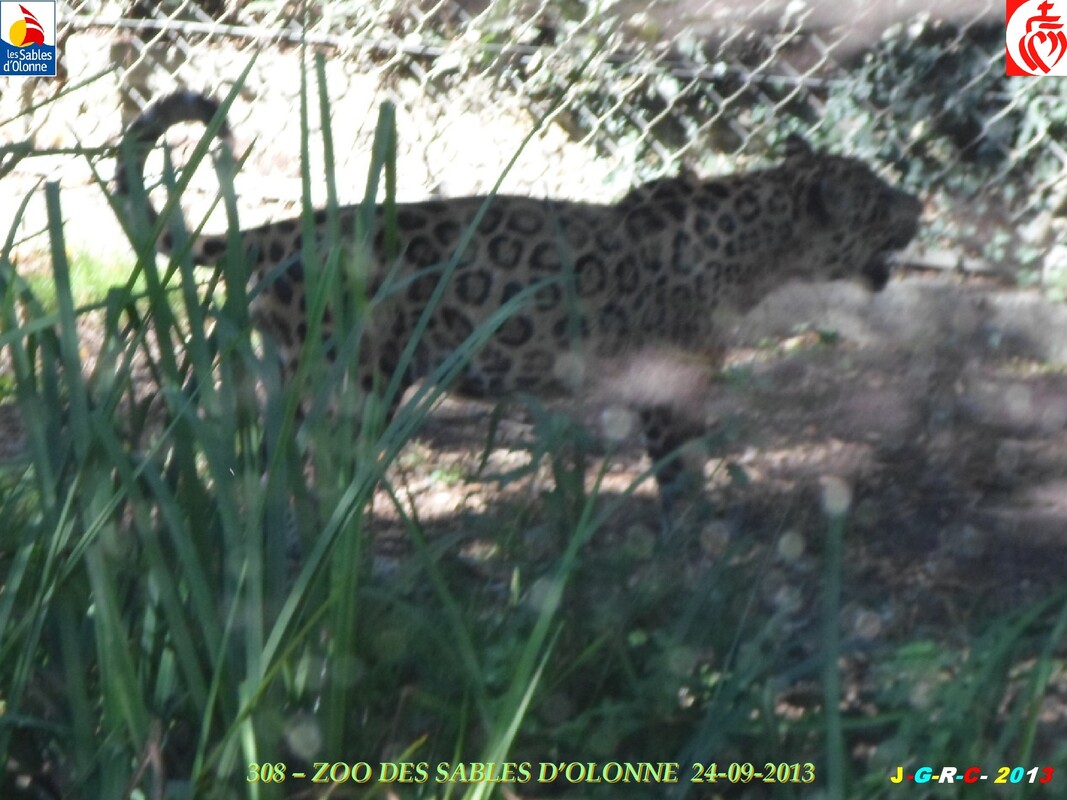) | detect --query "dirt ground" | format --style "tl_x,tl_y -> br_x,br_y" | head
284,271 -> 1067,650
352,271 -> 1067,760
